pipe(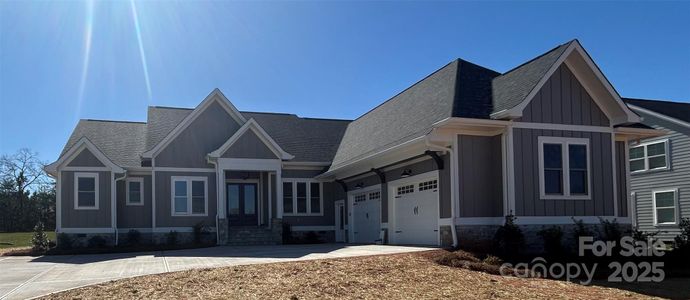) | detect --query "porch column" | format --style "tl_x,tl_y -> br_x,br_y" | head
217,168 -> 225,219
276,168 -> 283,218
